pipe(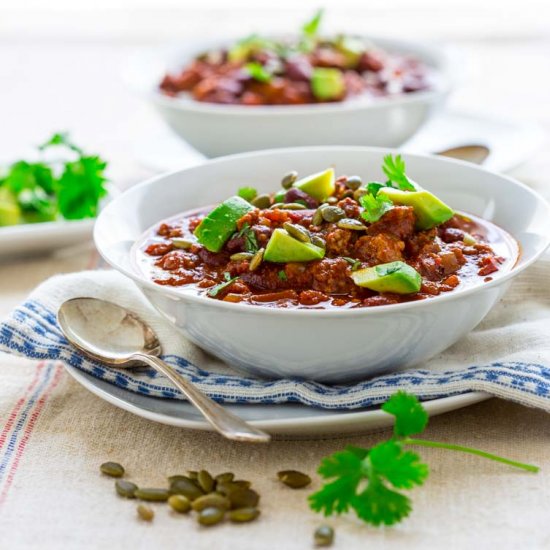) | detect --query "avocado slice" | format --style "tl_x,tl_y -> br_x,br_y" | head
194,196 -> 254,253
379,187 -> 454,230
0,188 -> 21,227
293,168 -> 335,201
335,36 -> 366,68
351,261 -> 422,294
264,228 -> 325,263
311,68 -> 345,101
